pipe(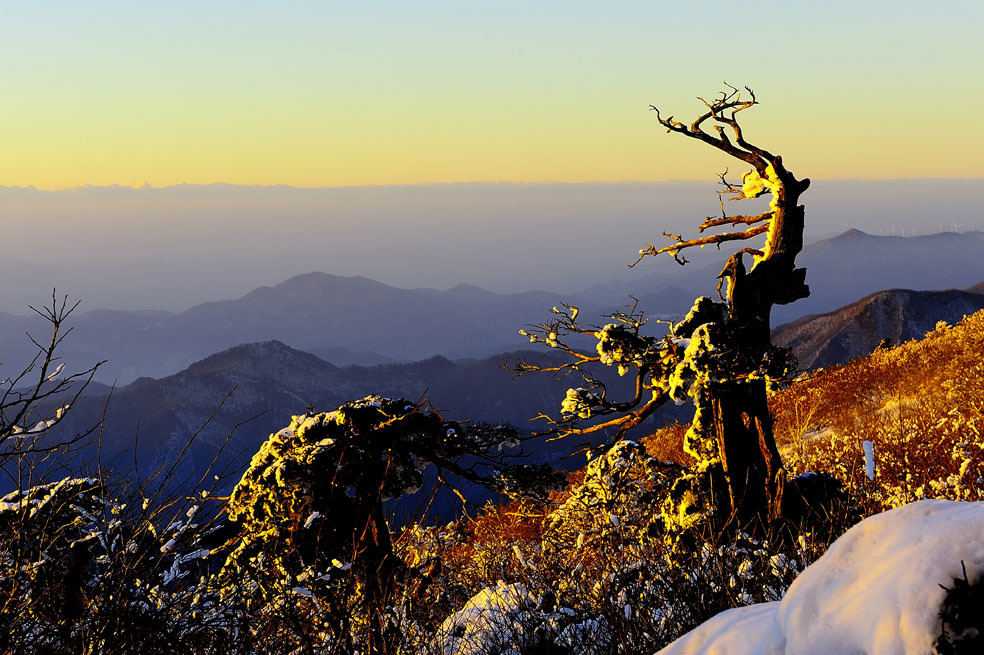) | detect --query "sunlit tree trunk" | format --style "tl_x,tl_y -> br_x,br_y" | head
714,164 -> 809,522
648,87 -> 810,525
